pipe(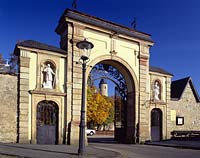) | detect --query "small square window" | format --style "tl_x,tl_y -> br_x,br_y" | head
176,117 -> 184,125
